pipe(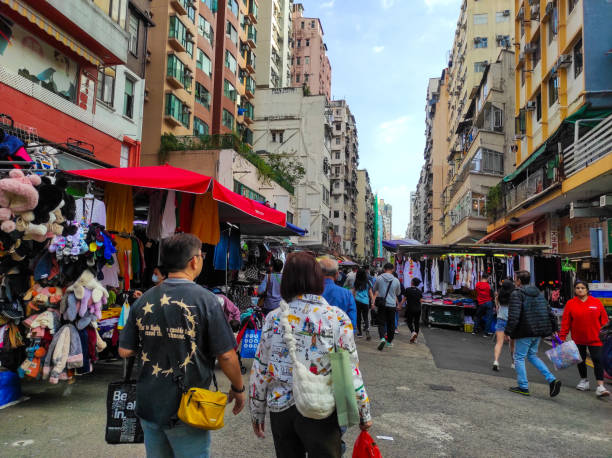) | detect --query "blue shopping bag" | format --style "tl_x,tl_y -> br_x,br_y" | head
241,329 -> 262,359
